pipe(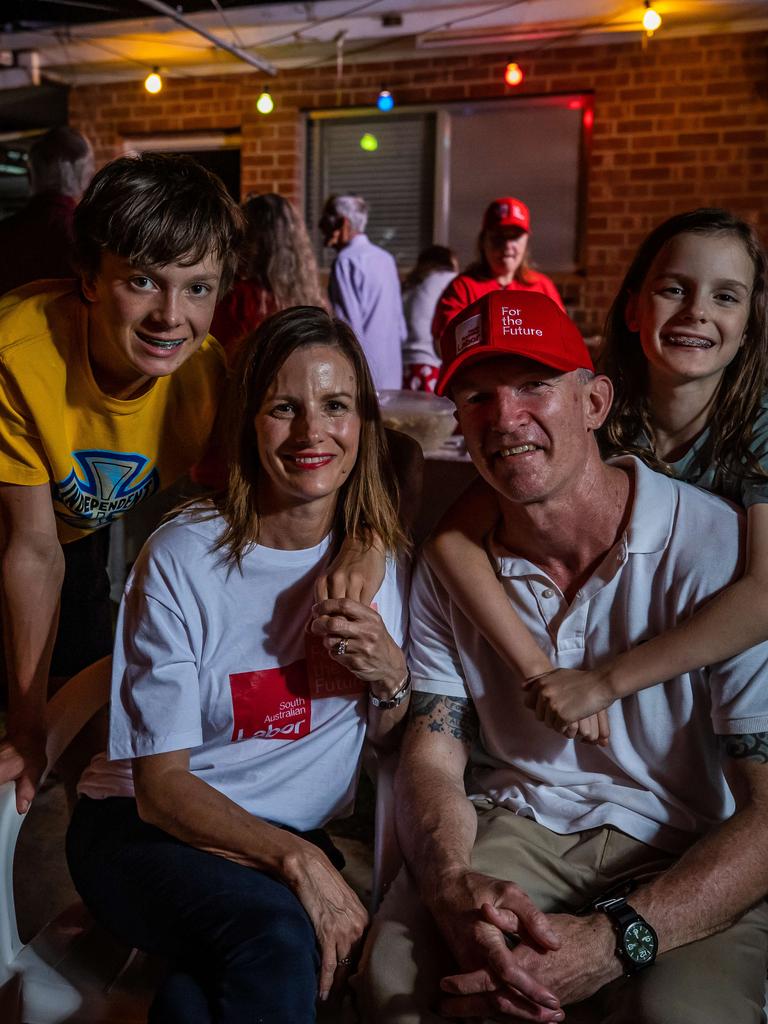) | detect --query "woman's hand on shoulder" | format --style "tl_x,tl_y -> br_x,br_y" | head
279,840 -> 369,1001
315,535 -> 386,606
